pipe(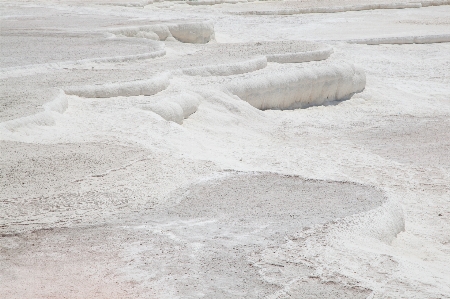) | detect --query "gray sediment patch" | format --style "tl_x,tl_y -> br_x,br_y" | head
163,171 -> 386,229
0,171 -> 387,298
